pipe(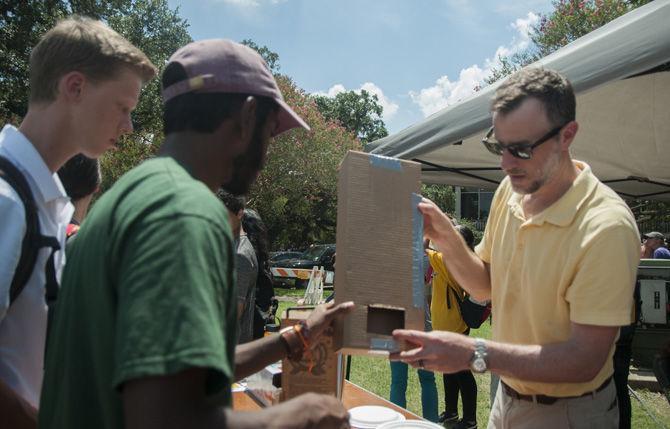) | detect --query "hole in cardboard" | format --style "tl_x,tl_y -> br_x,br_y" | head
366,305 -> 405,336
